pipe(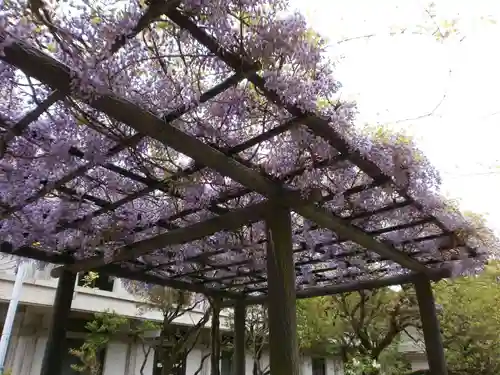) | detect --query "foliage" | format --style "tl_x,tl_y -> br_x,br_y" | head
80,271 -> 100,289
69,310 -> 129,375
71,285 -> 210,375
297,297 -> 339,355
344,356 -> 381,375
376,343 -> 411,375
434,262 -> 500,375
297,287 -> 417,375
